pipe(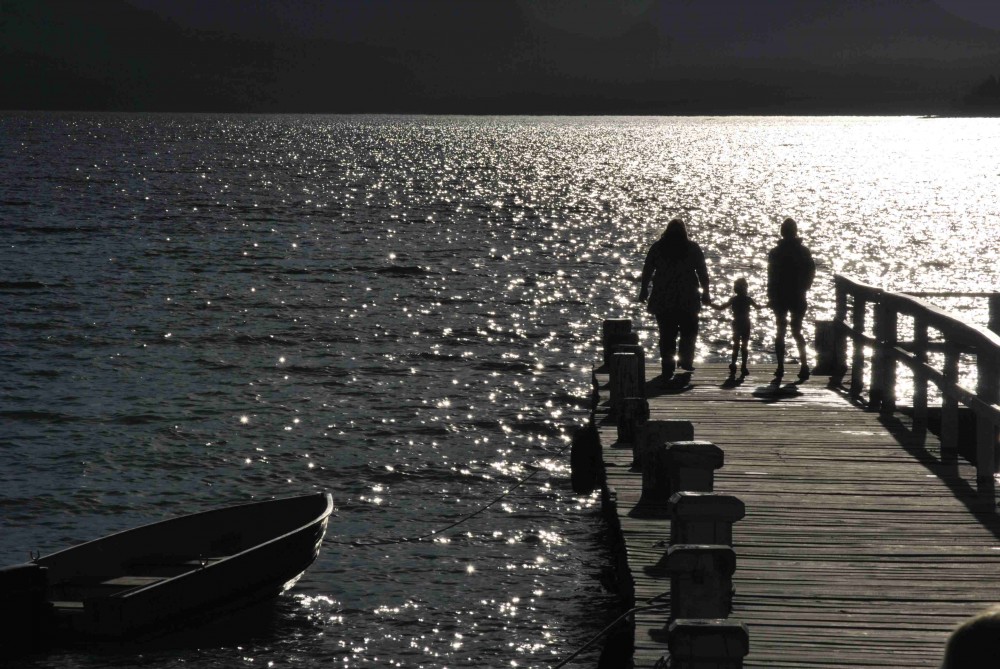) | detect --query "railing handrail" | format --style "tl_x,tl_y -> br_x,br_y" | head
834,274 -> 1000,354
882,292 -> 1000,353
902,291 -> 997,298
